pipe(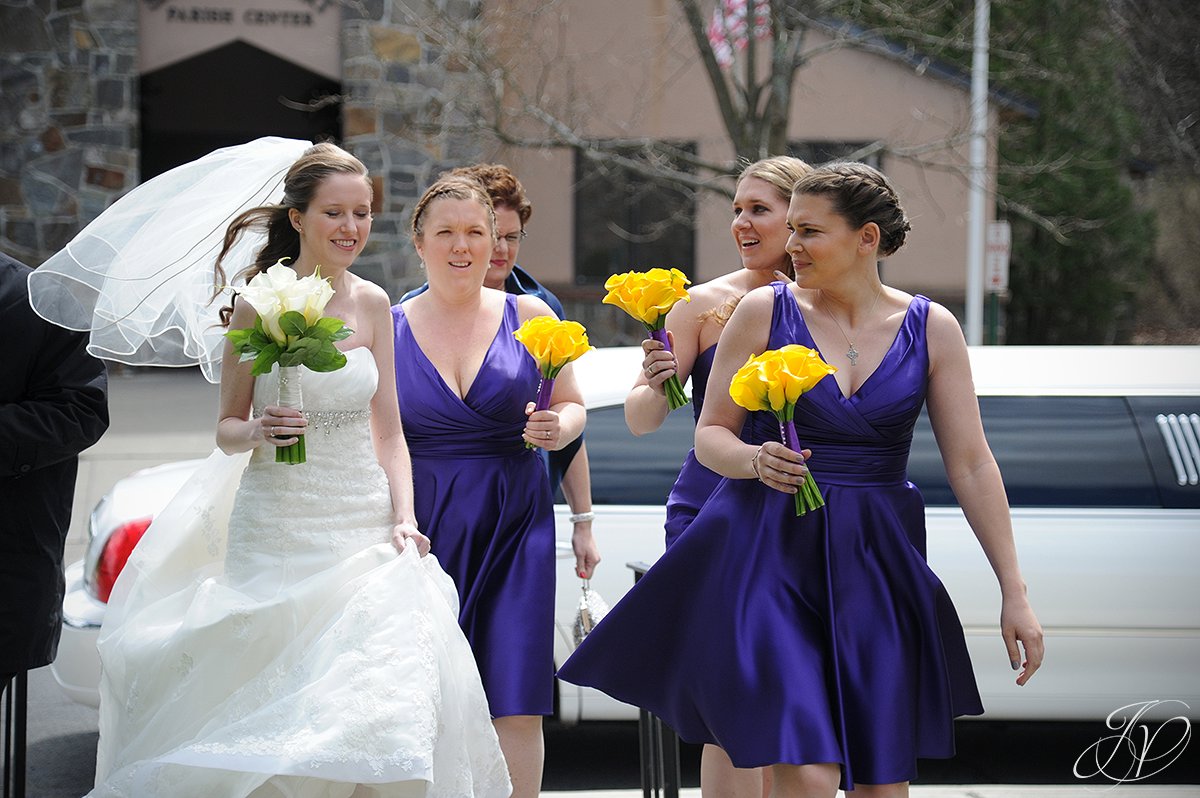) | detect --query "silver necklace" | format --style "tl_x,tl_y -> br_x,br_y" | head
819,286 -> 883,366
